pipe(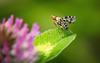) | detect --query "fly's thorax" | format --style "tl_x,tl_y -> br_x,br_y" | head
56,17 -> 62,22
